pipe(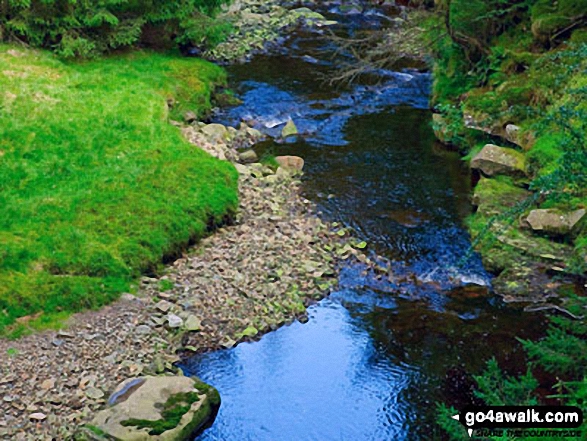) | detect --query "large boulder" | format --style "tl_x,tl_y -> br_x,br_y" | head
470,144 -> 527,178
87,376 -> 220,441
523,208 -> 586,237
